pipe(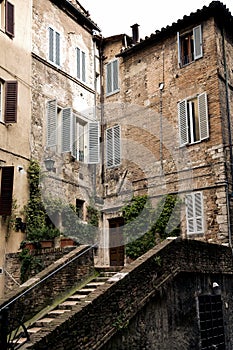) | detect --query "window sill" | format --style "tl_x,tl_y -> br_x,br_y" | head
106,89 -> 120,97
